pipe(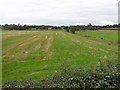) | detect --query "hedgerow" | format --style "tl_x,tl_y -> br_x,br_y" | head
2,59 -> 120,89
